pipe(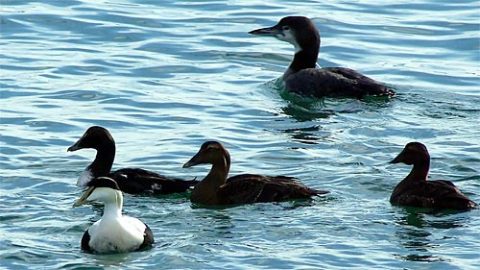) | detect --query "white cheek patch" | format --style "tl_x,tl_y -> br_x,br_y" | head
77,170 -> 93,187
276,30 -> 301,52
